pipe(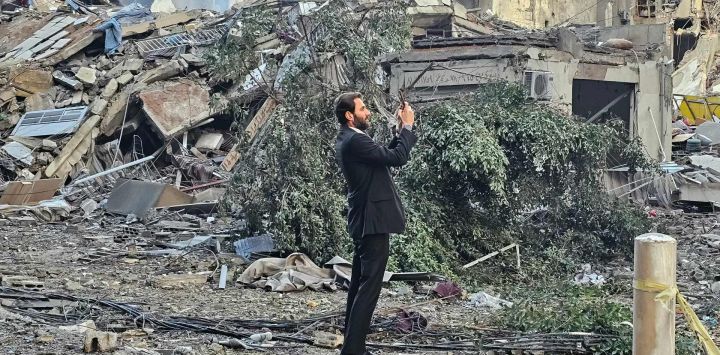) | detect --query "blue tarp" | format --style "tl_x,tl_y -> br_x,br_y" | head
95,18 -> 122,54
111,3 -> 153,25
93,3 -> 154,54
